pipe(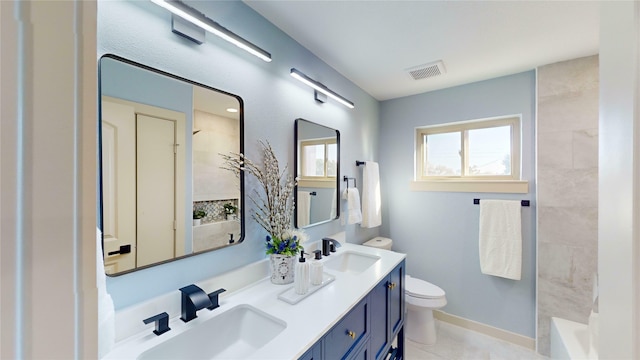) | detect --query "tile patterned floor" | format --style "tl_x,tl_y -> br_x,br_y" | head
404,320 -> 549,360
